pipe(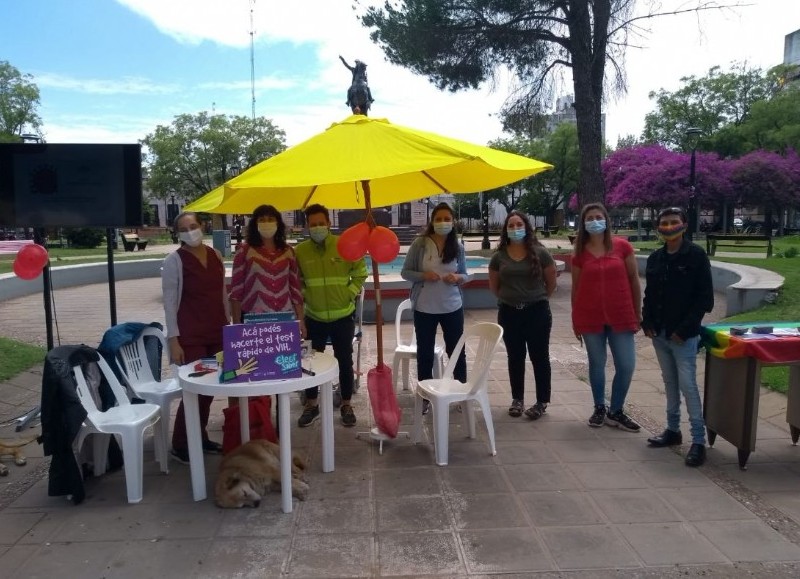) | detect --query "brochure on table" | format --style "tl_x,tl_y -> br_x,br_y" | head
222,319 -> 302,382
